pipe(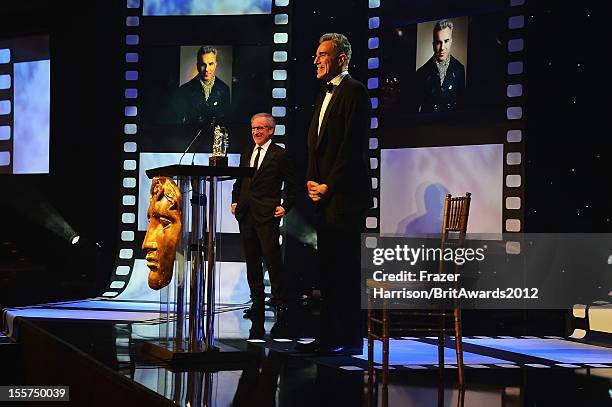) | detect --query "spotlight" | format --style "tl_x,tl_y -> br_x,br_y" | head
6,187 -> 78,243
69,234 -> 102,253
